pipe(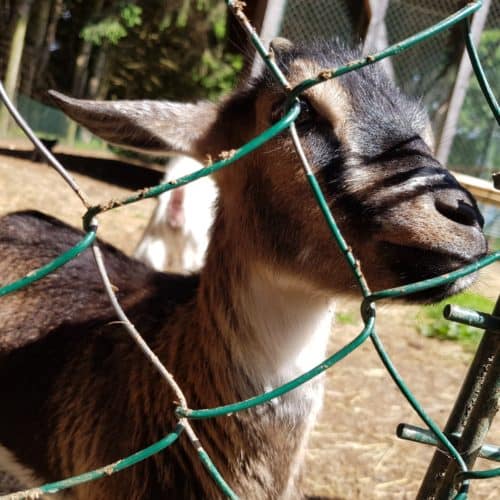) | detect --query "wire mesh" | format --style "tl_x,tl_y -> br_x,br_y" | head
385,1 -> 464,115
450,1 -> 500,179
278,0 -> 500,179
0,1 -> 499,499
280,0 -> 364,45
